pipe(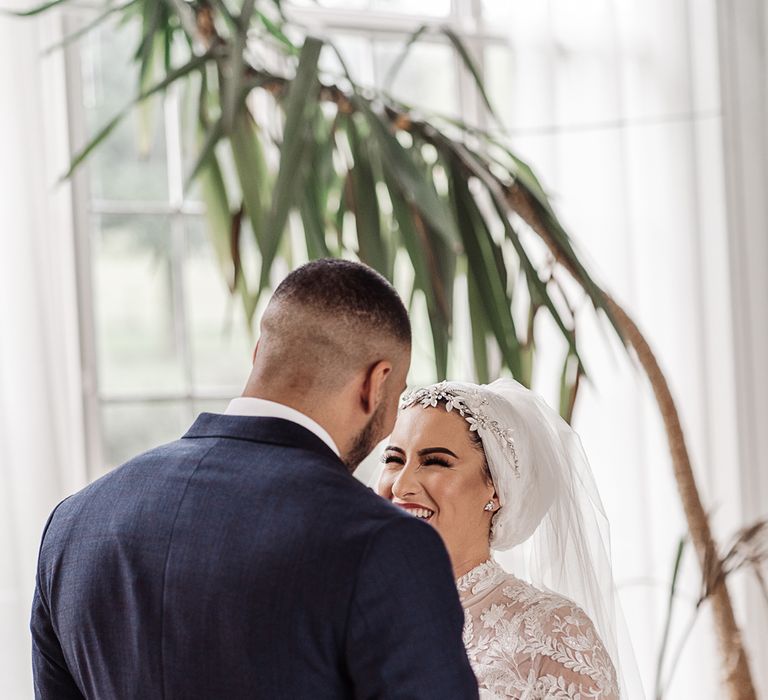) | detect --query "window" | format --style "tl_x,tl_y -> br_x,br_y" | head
66,0 -> 502,478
